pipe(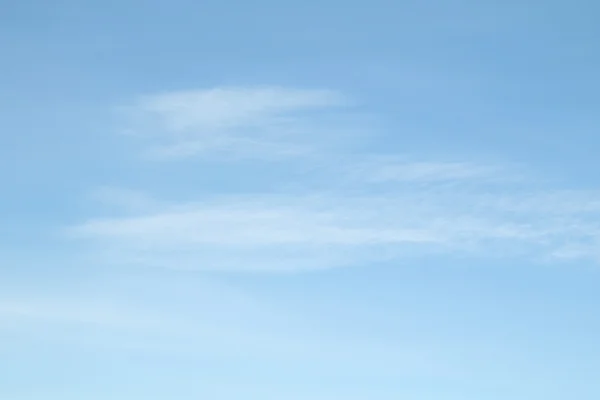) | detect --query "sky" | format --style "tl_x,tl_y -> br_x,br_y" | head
2,0 -> 600,399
